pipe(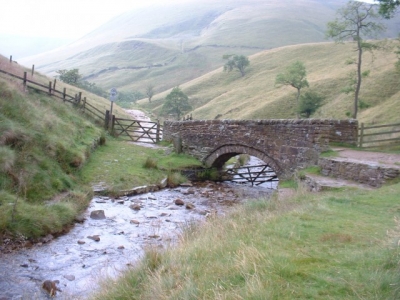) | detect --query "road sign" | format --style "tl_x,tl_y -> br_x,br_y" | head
110,87 -> 117,102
